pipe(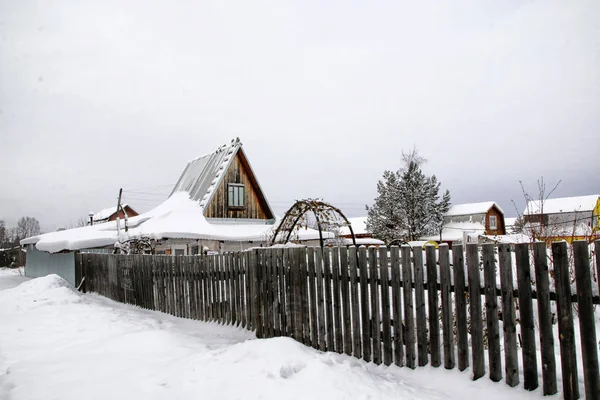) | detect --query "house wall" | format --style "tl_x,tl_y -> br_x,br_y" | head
107,206 -> 139,222
204,152 -> 273,220
444,213 -> 486,225
25,245 -> 76,286
485,207 -> 505,235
